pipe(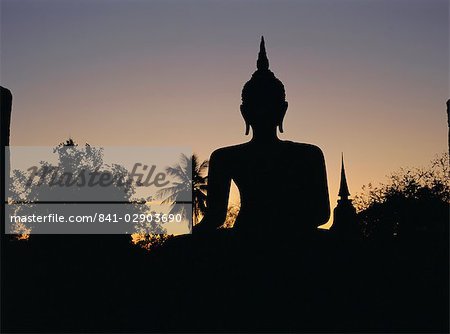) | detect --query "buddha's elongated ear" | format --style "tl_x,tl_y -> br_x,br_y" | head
241,104 -> 250,135
245,122 -> 250,135
278,101 -> 288,133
